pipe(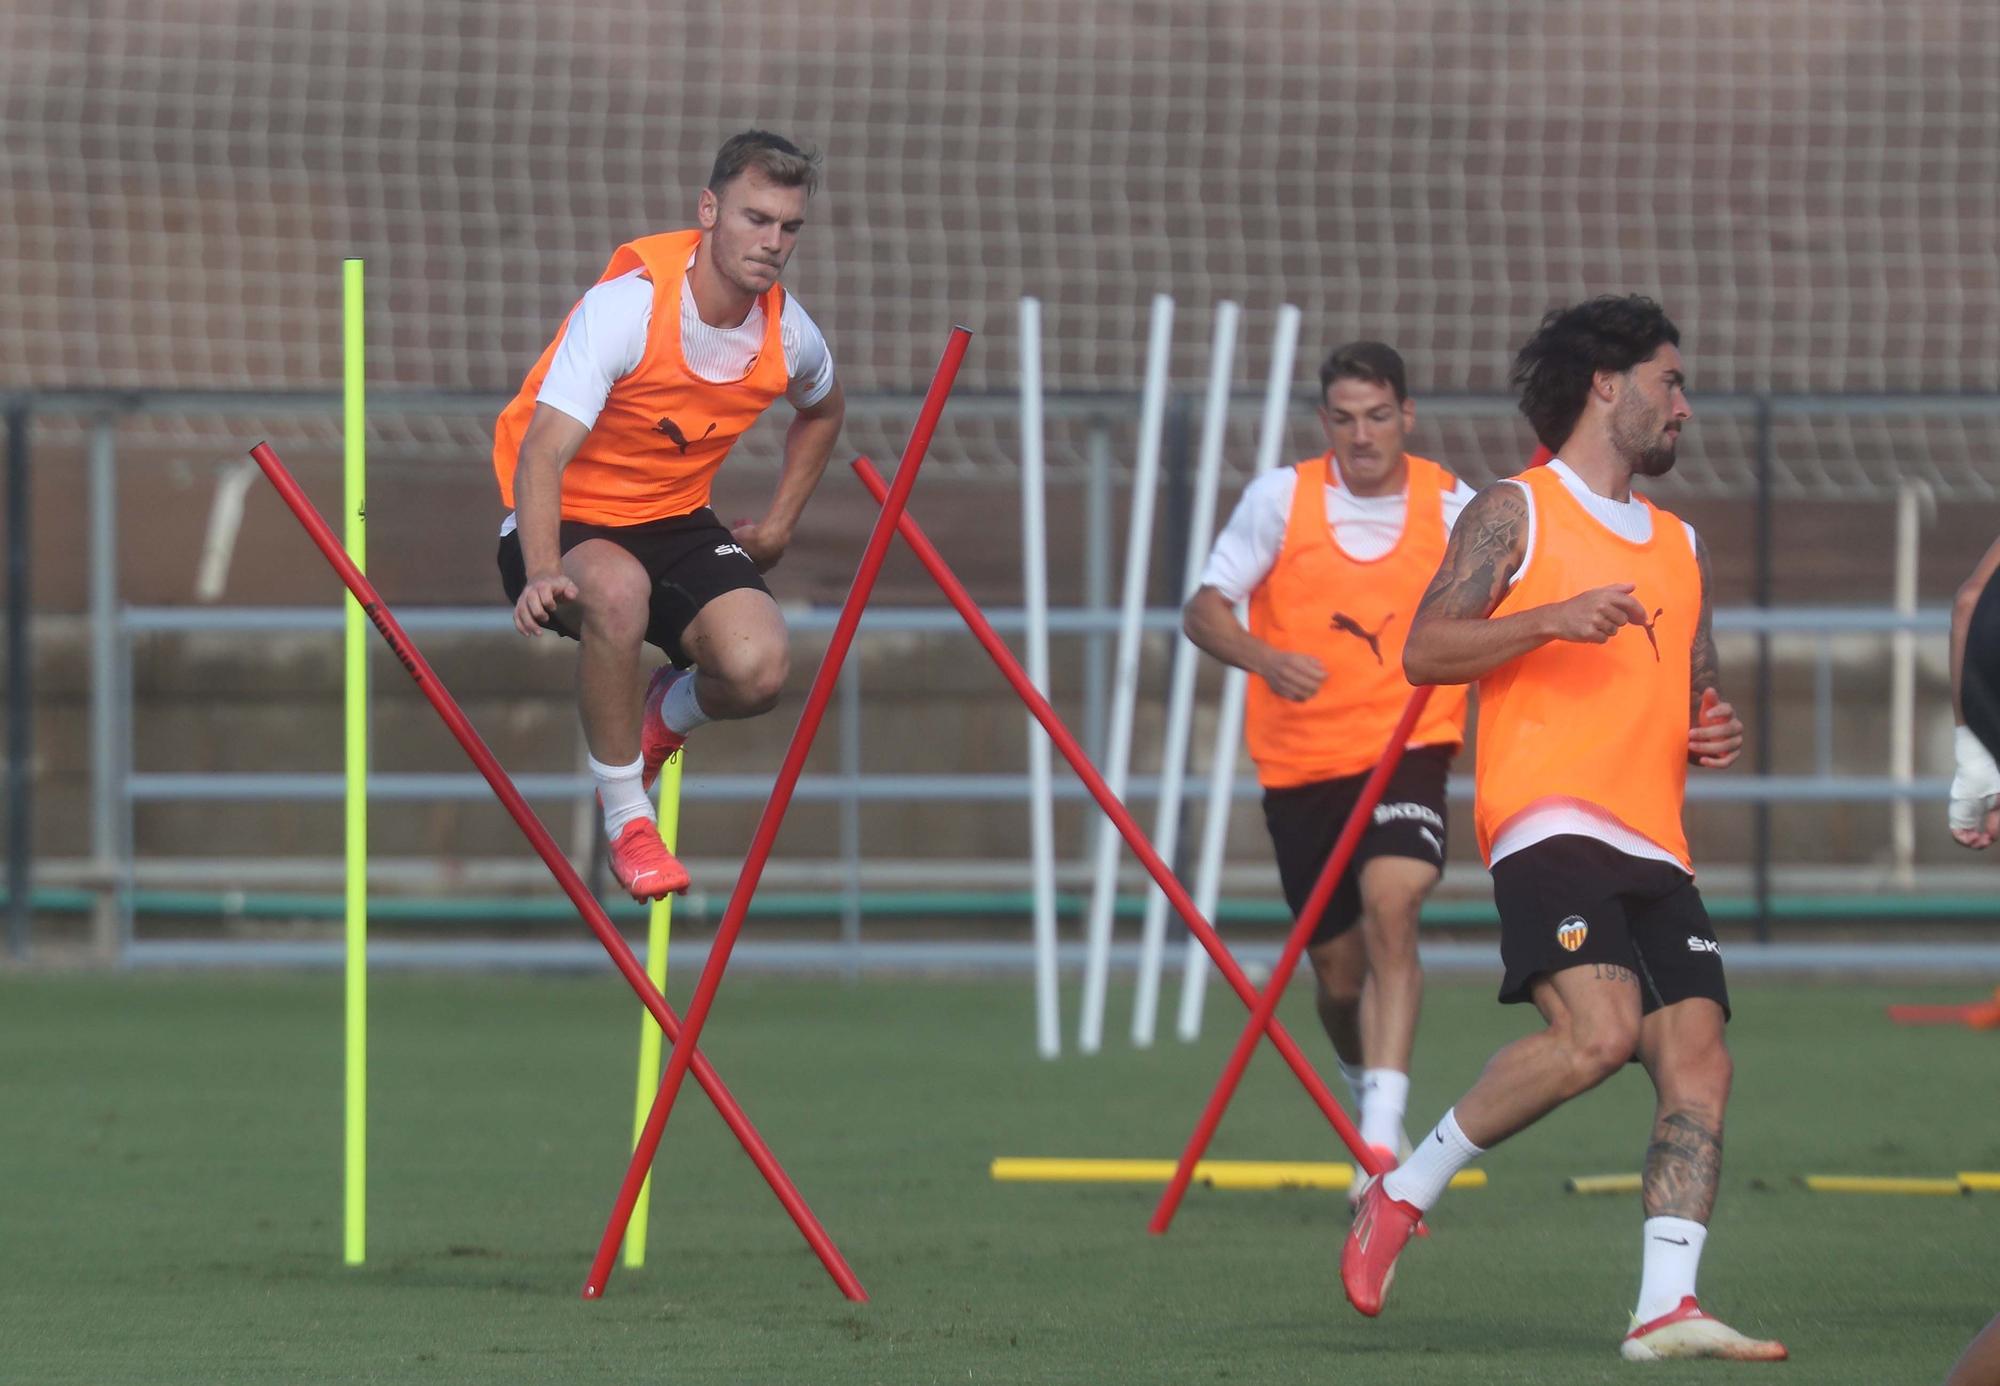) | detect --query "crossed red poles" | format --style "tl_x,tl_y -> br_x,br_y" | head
255,324 -> 1413,1303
